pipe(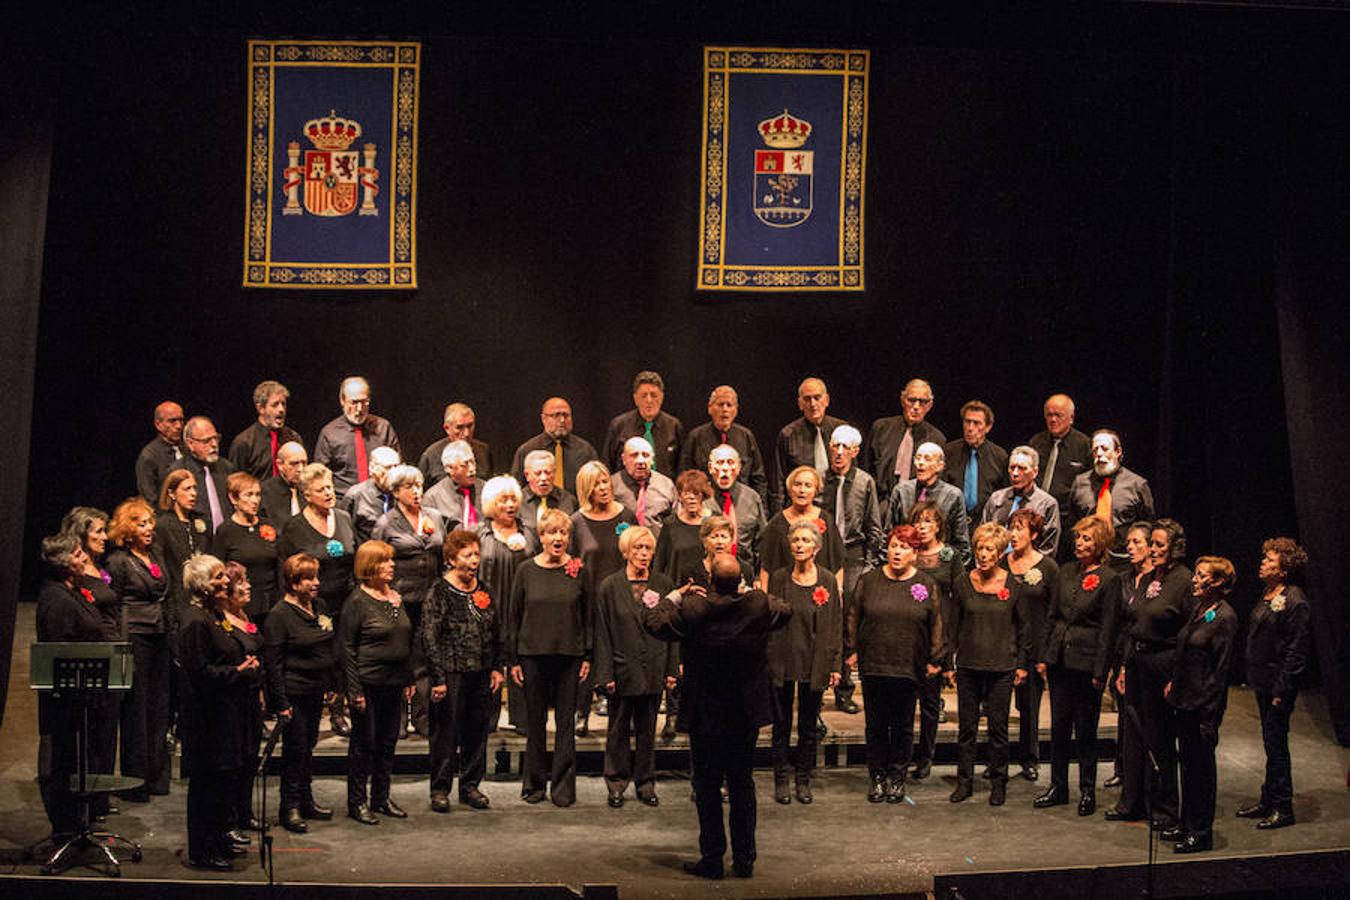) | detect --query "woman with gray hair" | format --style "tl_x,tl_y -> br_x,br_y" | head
766,519 -> 842,804
476,474 -> 538,732
177,554 -> 262,870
